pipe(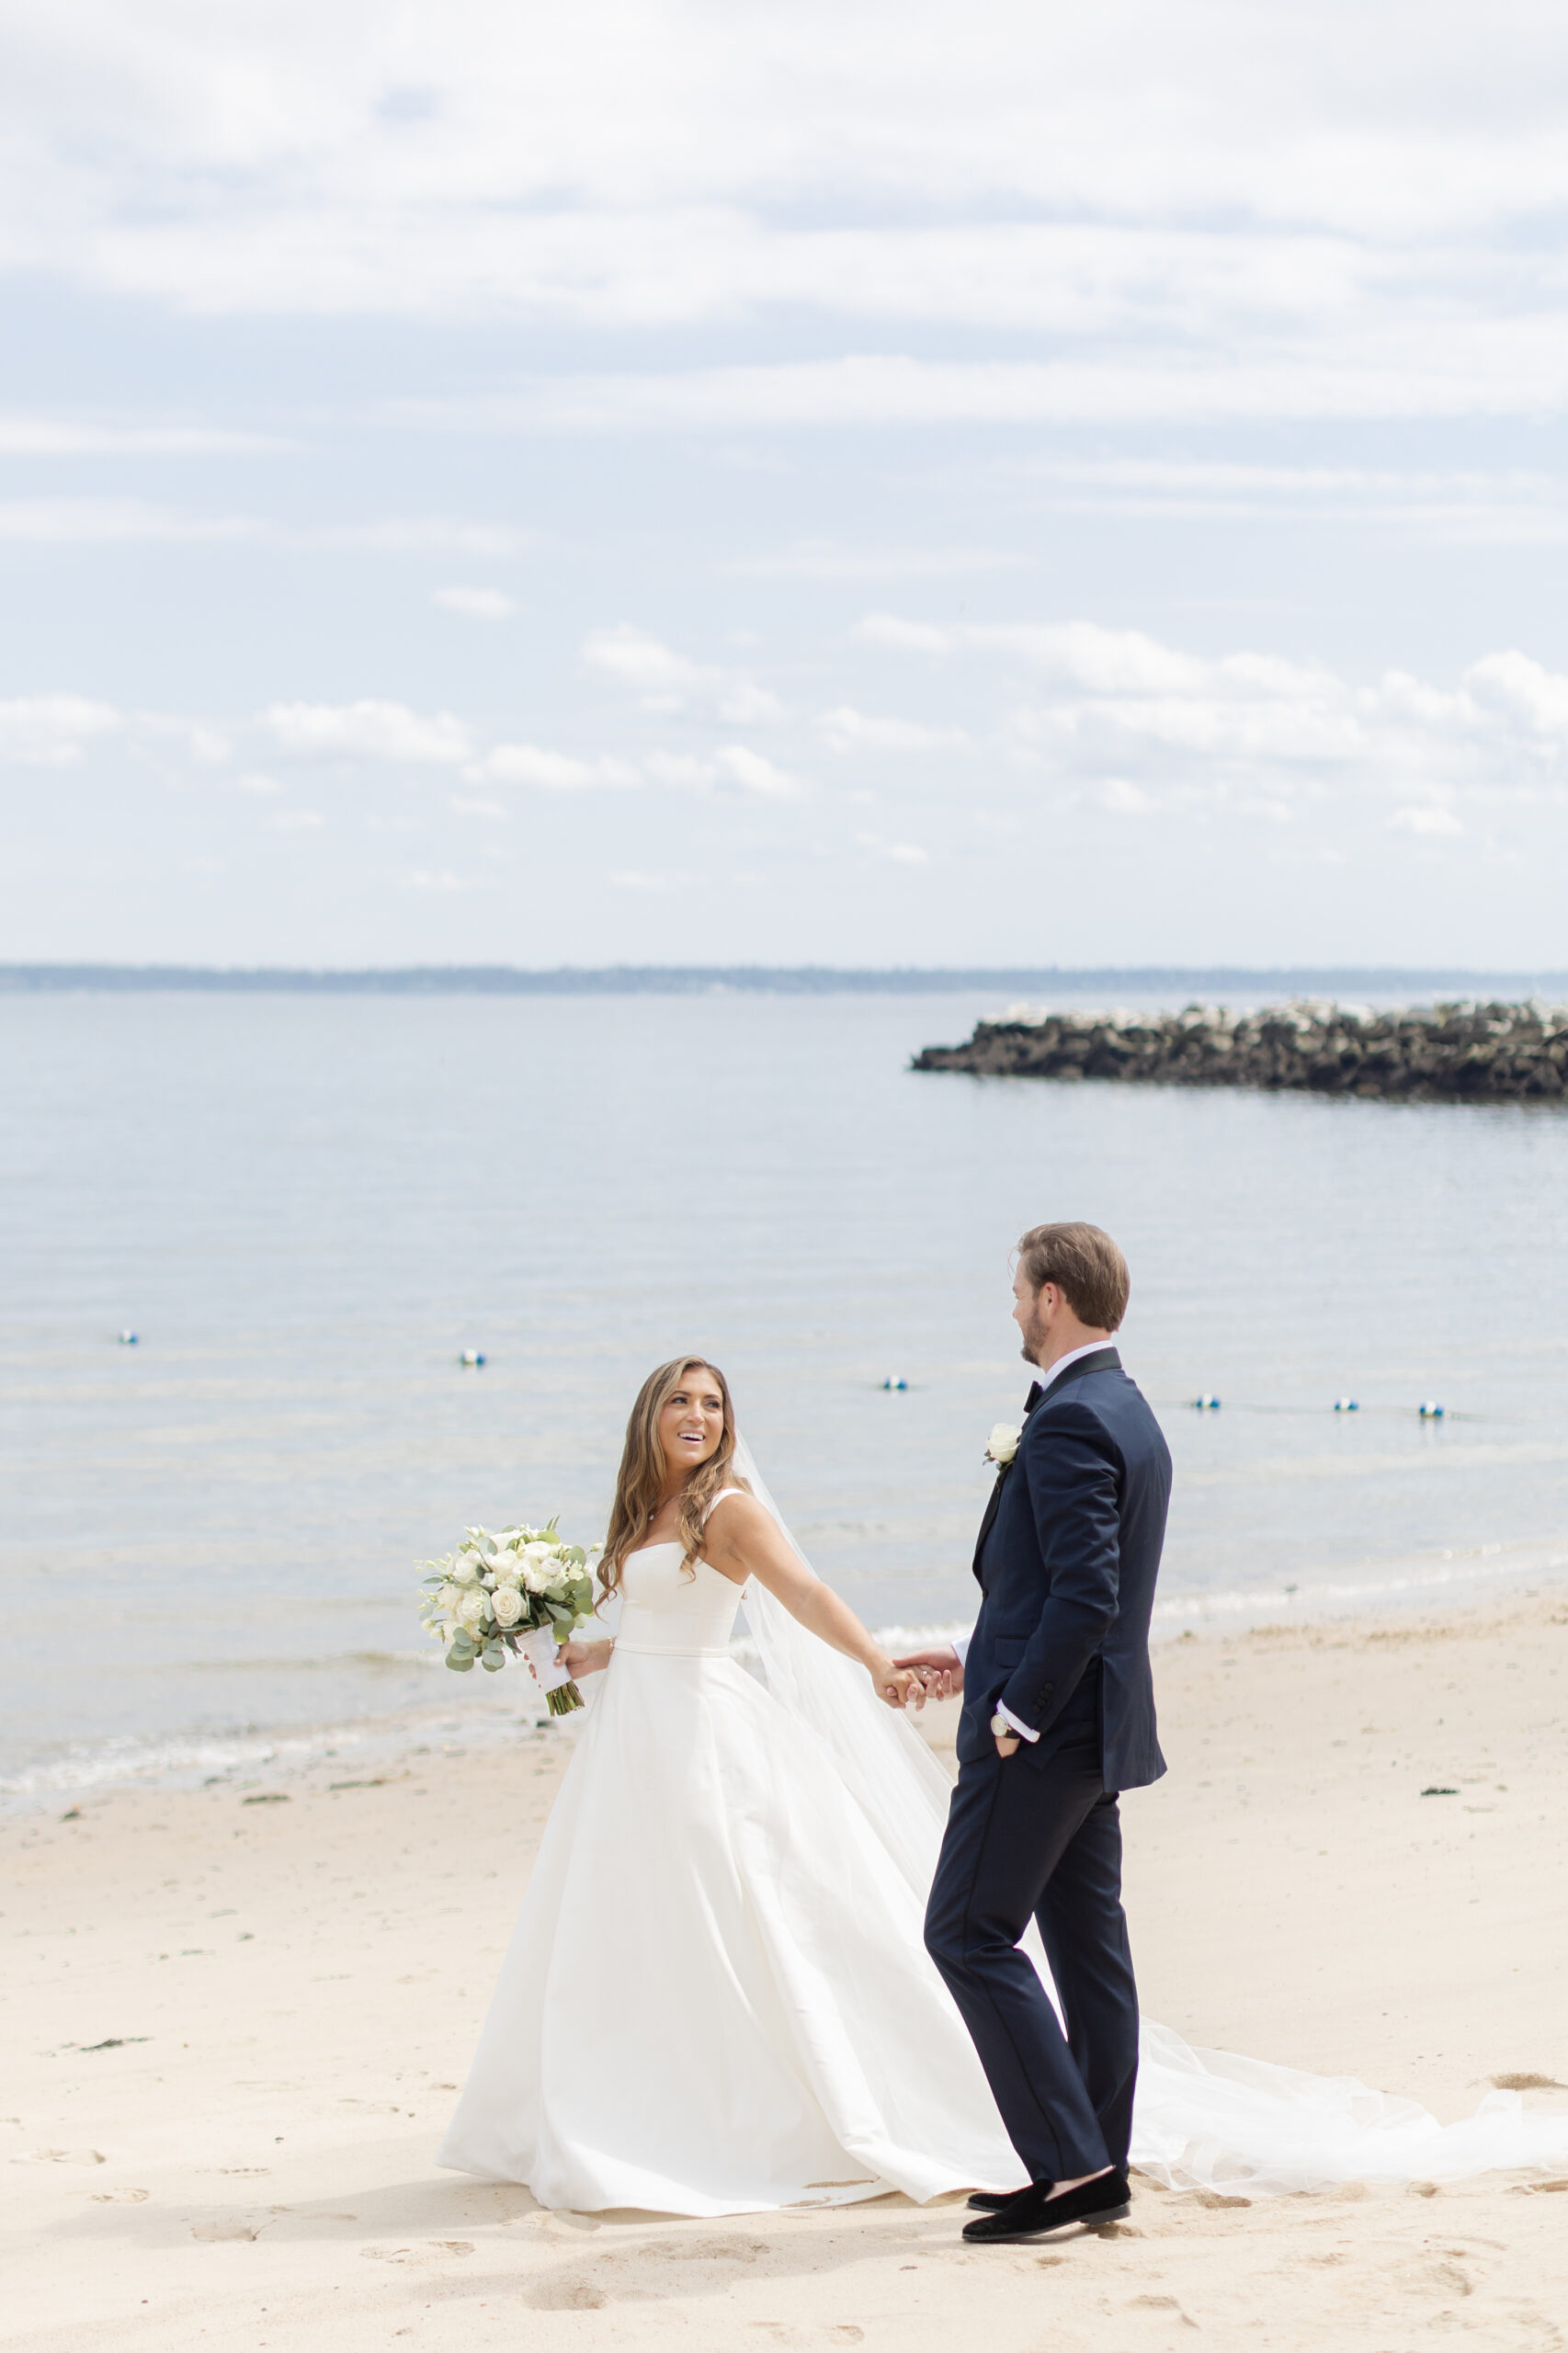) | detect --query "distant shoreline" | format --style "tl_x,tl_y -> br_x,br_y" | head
6,961 -> 1568,997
